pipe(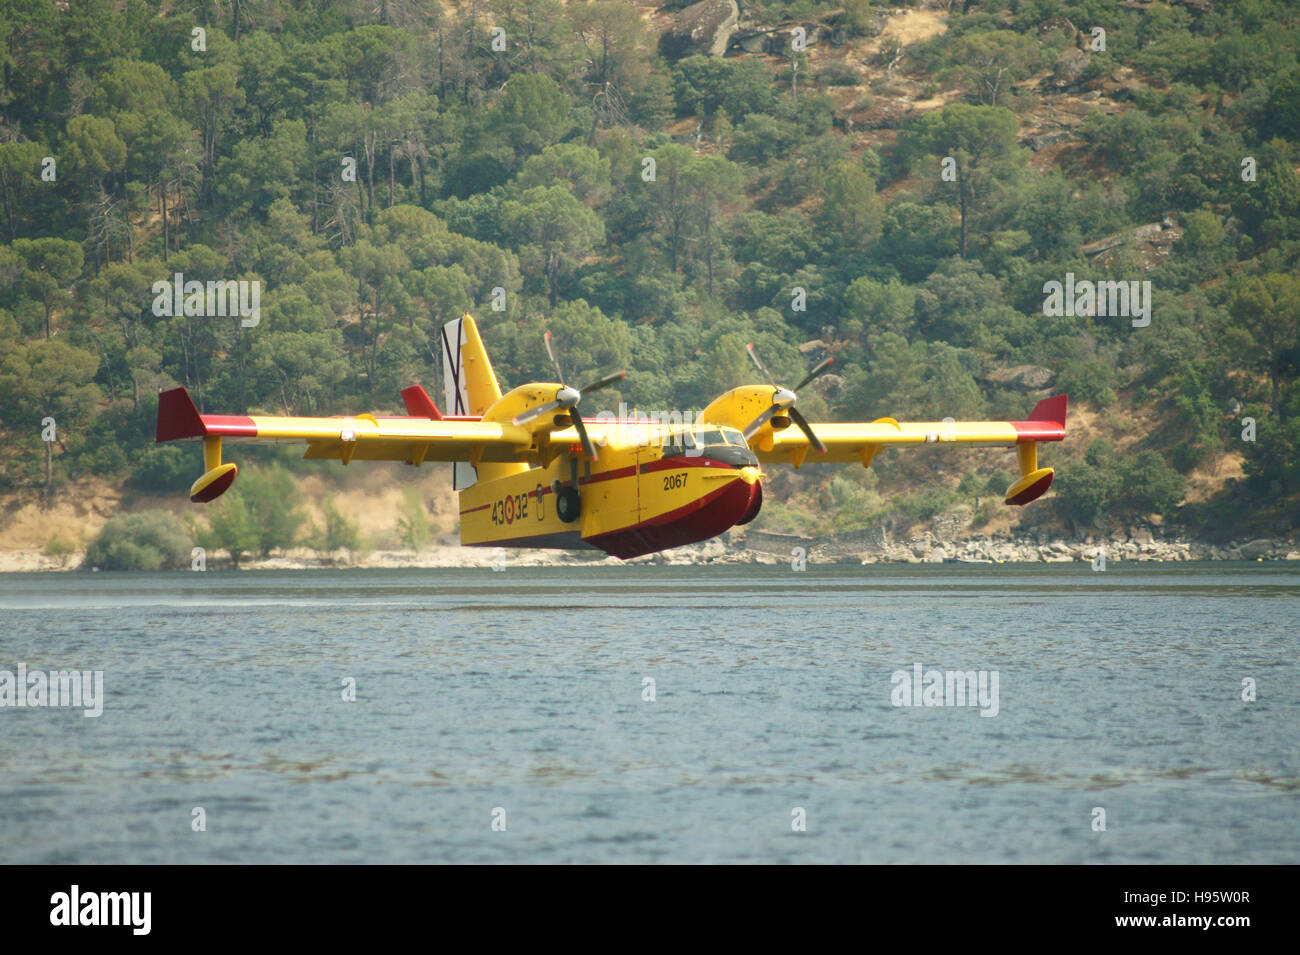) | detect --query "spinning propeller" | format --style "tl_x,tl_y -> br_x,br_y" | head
743,343 -> 833,453
513,331 -> 625,461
